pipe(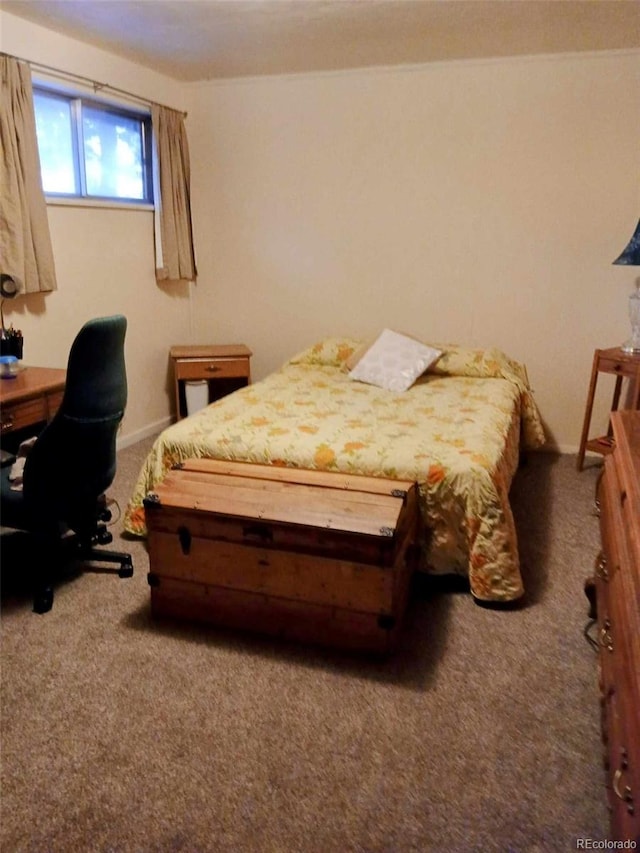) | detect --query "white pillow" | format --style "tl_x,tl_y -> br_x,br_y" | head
348,329 -> 442,392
